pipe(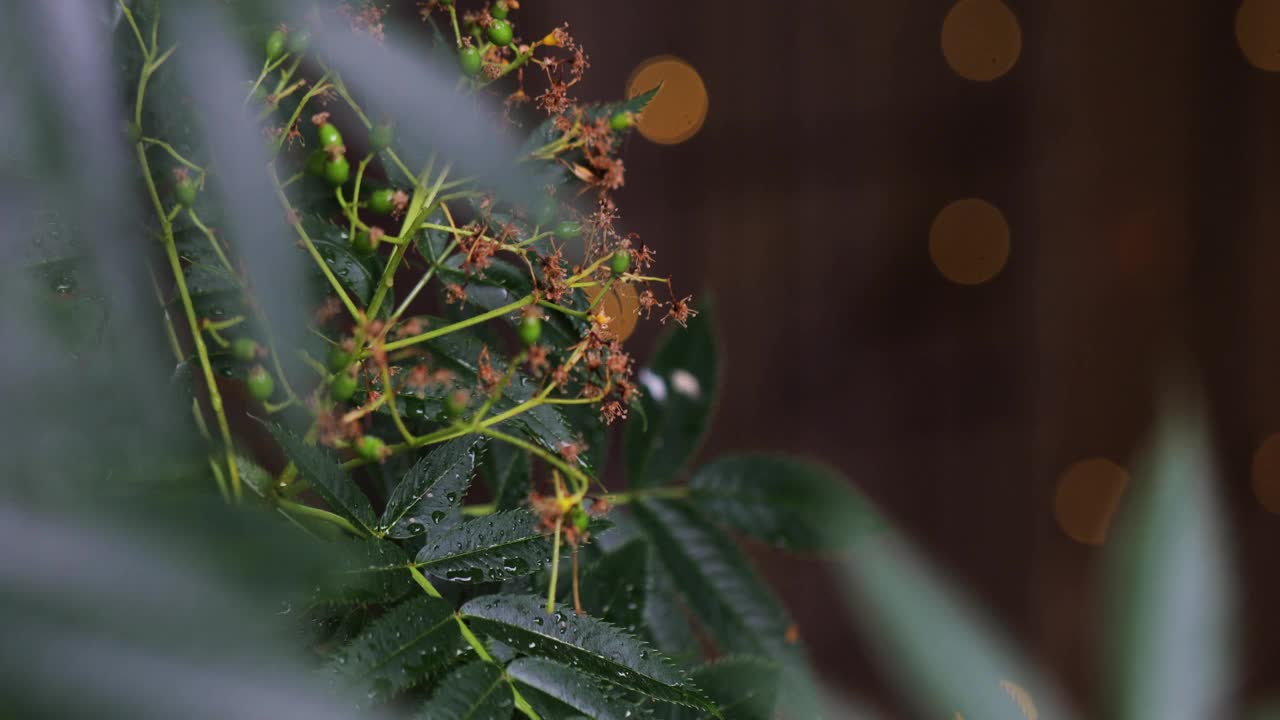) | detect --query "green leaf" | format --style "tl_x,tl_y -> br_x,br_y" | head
1104,404 -> 1233,720
313,541 -> 414,607
690,454 -> 879,552
268,423 -> 375,535
626,301 -> 717,487
839,527 -> 1079,719
460,593 -> 713,711
642,552 -> 700,662
331,595 -> 465,702
380,437 -> 482,539
416,661 -> 513,720
303,215 -> 379,305
573,539 -> 648,633
632,499 -> 820,717
484,440 -> 531,512
661,657 -> 780,720
416,509 -> 604,583
508,657 -> 647,720
420,329 -> 583,466
234,454 -> 274,499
